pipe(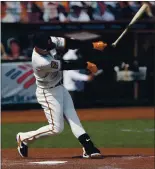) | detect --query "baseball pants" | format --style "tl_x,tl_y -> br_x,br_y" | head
20,85 -> 86,143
